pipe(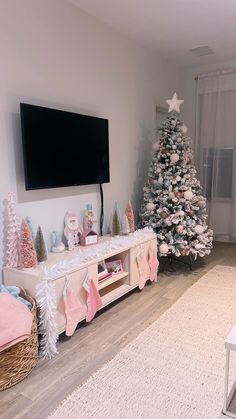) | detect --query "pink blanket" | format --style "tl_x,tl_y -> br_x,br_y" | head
0,292 -> 33,352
